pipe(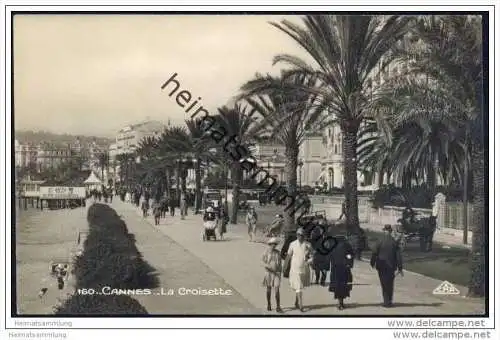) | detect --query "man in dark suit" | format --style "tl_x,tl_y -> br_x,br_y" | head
370,225 -> 403,307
